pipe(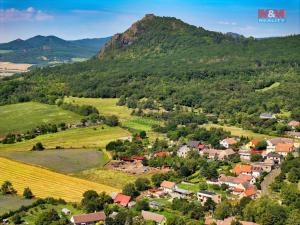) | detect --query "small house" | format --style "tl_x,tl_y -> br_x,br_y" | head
154,152 -> 170,157
160,180 -> 176,193
111,193 -> 131,207
232,164 -> 252,176
266,152 -> 283,165
245,139 -> 260,149
275,143 -> 294,156
286,131 -> 300,139
260,113 -> 276,119
70,212 -> 106,225
239,149 -> 251,162
177,145 -> 191,158
220,138 -> 237,148
171,187 -> 192,199
141,211 -> 166,225
197,190 -> 221,204
266,137 -> 293,153
61,208 -> 71,215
